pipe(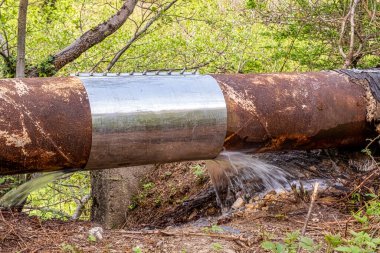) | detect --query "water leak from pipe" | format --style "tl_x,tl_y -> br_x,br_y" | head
206,151 -> 293,209
0,170 -> 73,209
